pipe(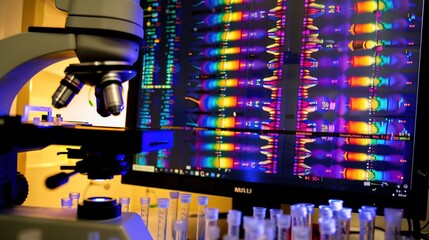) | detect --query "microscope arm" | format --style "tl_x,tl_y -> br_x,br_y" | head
0,0 -> 146,205
0,31 -> 77,116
